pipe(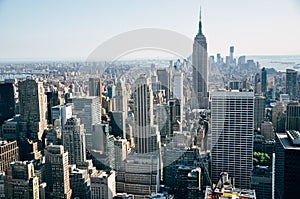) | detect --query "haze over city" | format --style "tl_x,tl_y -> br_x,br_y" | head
0,0 -> 300,60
